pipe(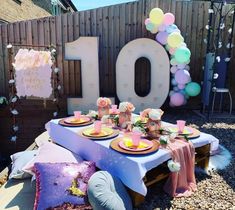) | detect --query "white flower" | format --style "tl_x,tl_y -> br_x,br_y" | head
208,9 -> 214,14
159,135 -> 170,144
53,112 -> 58,117
54,68 -> 59,73
169,133 -> 177,140
132,127 -> 142,133
87,110 -> 98,118
51,49 -> 56,54
9,79 -> 15,84
228,28 -> 232,34
7,44 -> 12,49
220,23 -> 225,29
11,109 -> 18,115
227,43 -> 234,49
53,98 -> 57,102
57,85 -> 61,90
224,57 -> 231,62
149,109 -> 162,120
101,115 -> 110,124
205,25 -> 209,30
218,42 -> 222,48
213,73 -> 219,79
203,38 -> 207,44
10,136 -> 17,142
216,56 -> 221,63
167,160 -> 181,172
11,97 -> 17,103
13,125 -> 19,132
119,102 -> 128,112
